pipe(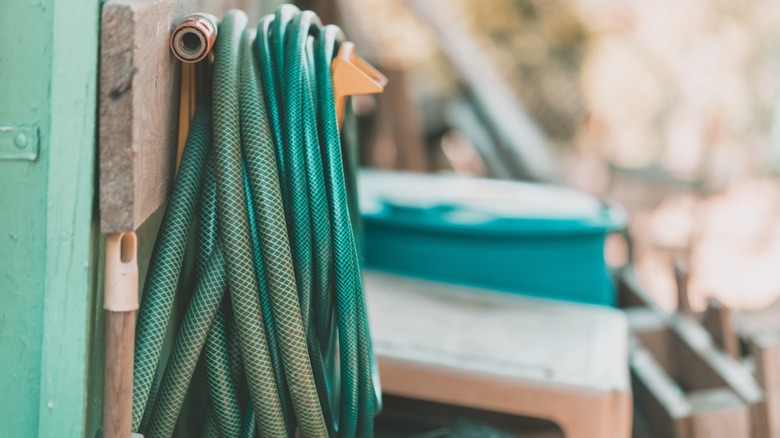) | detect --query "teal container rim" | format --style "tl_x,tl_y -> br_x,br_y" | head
363,201 -> 628,238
